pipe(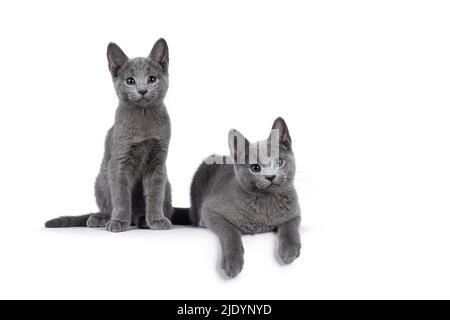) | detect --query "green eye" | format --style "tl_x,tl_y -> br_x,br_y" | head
275,158 -> 284,167
250,164 -> 261,174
